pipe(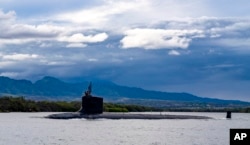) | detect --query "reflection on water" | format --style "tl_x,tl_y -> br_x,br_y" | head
0,112 -> 249,145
